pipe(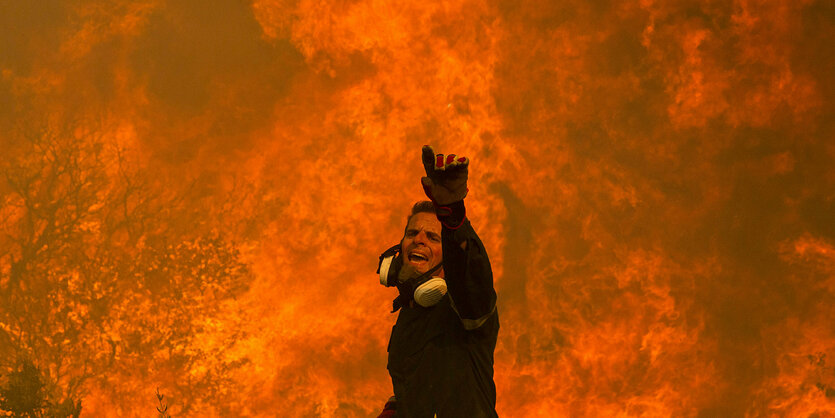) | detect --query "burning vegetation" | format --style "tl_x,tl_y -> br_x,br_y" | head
1,0 -> 834,416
